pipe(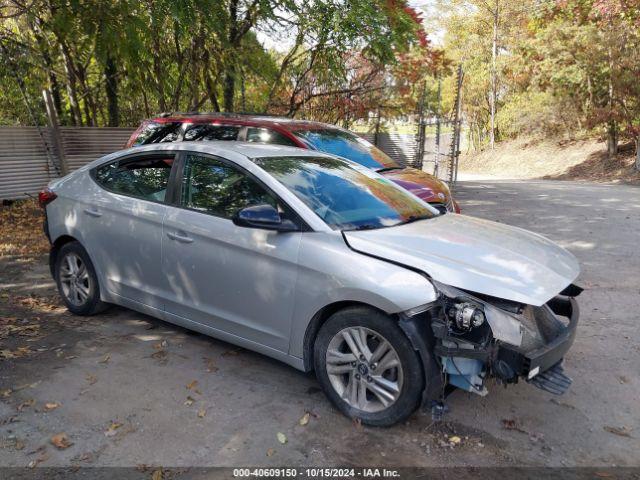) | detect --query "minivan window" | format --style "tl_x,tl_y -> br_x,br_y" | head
291,128 -> 399,170
133,122 -> 182,145
183,124 -> 241,142
254,156 -> 434,230
246,127 -> 298,147
181,154 -> 277,218
95,157 -> 174,202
